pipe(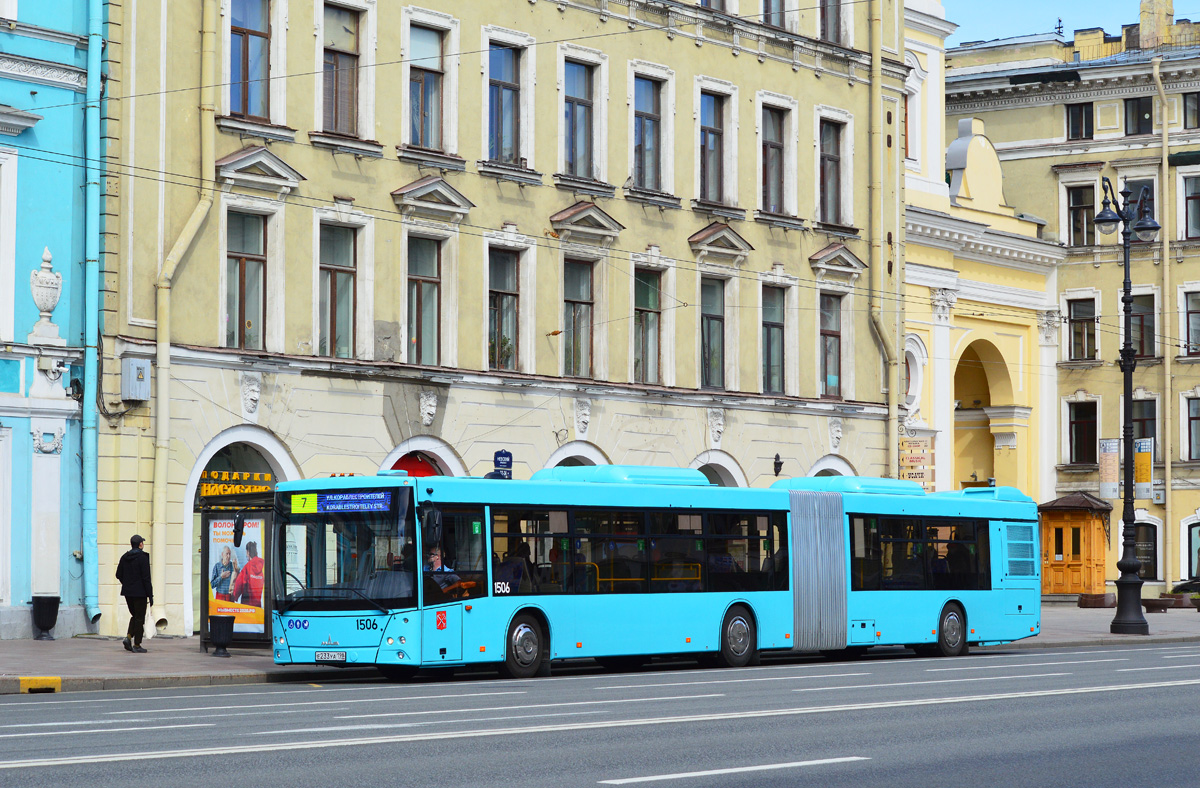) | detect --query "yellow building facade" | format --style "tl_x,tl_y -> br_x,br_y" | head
97,0 -> 909,635
901,1 -> 1062,507
946,0 -> 1200,598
